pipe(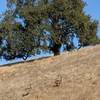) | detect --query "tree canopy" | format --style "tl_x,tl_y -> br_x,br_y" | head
0,0 -> 99,60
